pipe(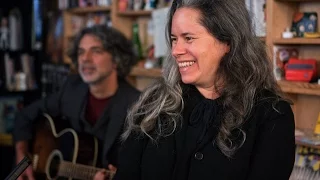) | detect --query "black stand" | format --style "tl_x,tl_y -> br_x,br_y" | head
4,156 -> 31,180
